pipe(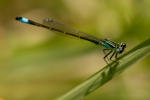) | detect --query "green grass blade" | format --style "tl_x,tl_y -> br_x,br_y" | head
57,38 -> 150,100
